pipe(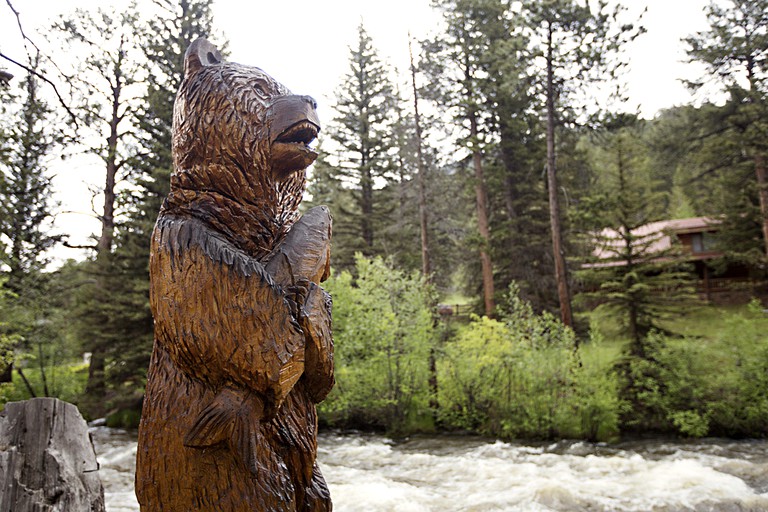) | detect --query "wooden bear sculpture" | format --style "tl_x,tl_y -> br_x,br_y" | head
136,38 -> 334,512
